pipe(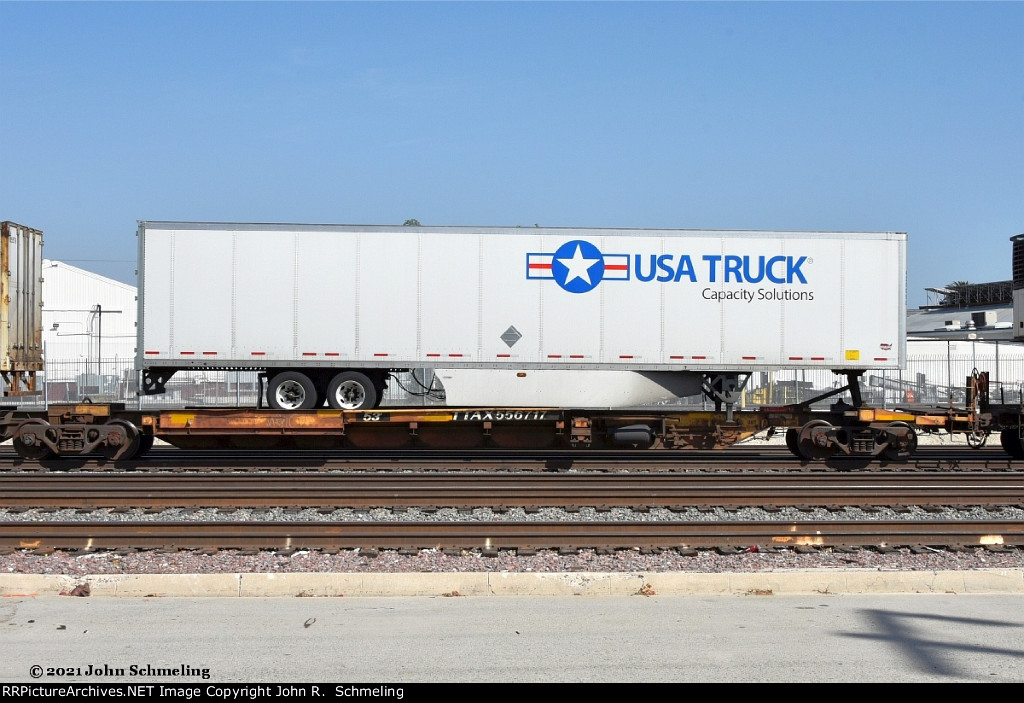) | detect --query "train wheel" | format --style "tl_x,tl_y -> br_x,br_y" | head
13,419 -> 54,460
136,433 -> 156,456
1000,428 -> 1024,459
101,419 -> 141,461
796,420 -> 835,461
966,430 -> 989,449
267,372 -> 318,410
882,421 -> 917,461
785,428 -> 800,457
326,371 -> 378,410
